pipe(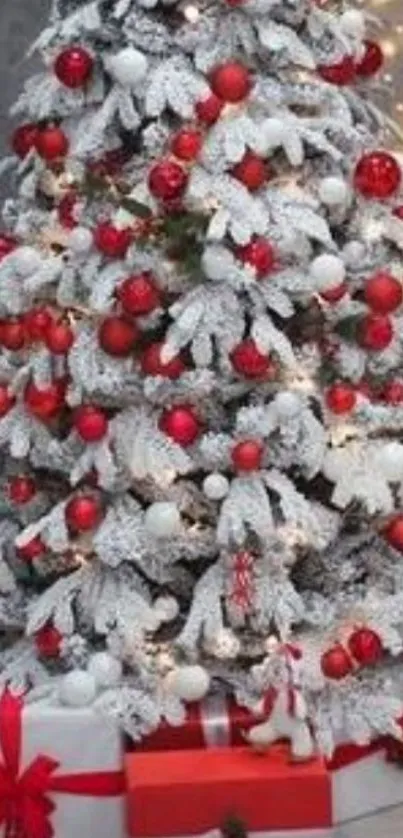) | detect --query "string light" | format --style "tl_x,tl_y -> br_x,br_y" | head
183,4 -> 200,22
